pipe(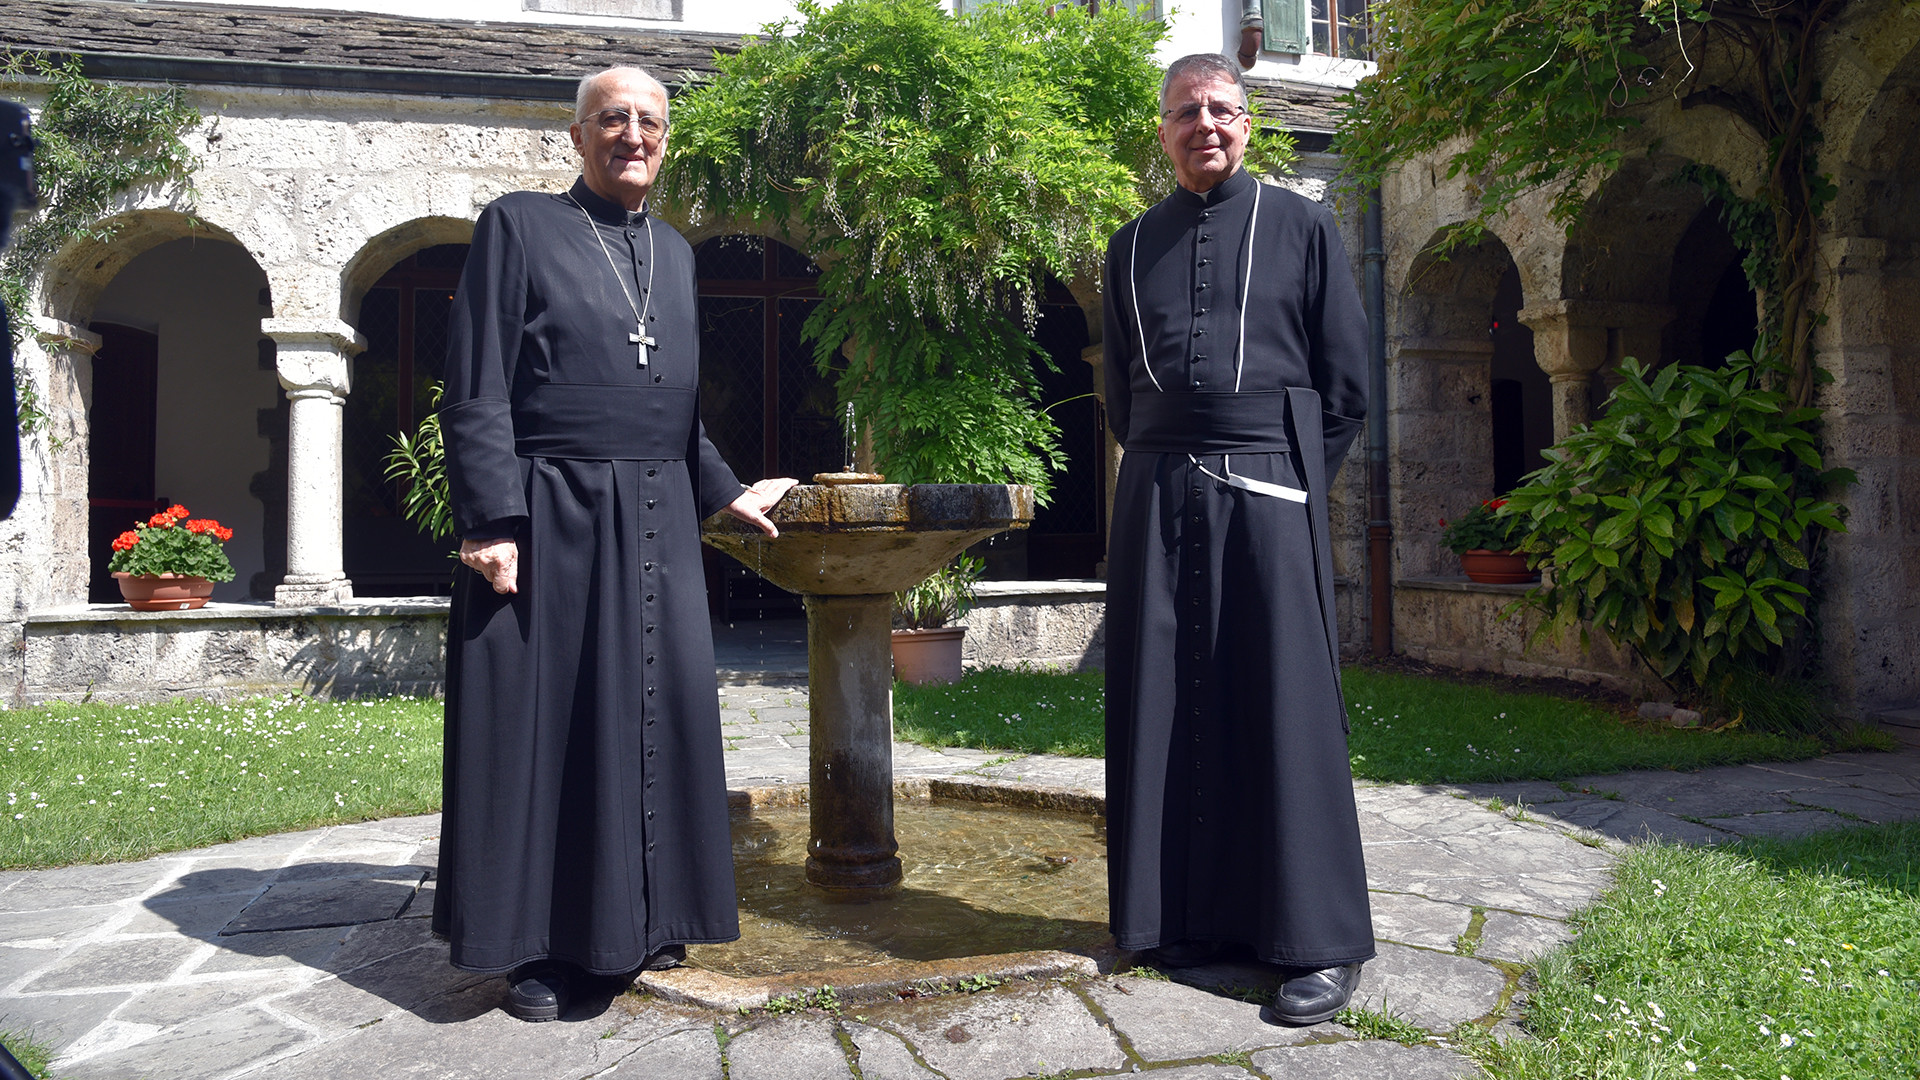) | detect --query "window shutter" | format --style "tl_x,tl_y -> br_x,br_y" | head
1261,0 -> 1307,55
